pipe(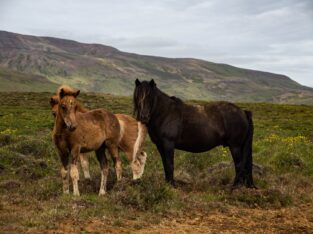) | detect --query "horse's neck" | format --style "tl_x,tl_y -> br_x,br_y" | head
54,114 -> 66,134
77,102 -> 88,113
151,91 -> 176,121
